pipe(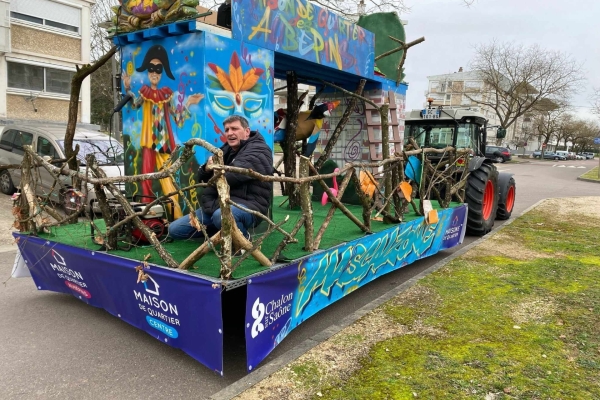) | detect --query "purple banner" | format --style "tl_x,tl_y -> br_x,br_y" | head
245,265 -> 298,372
441,204 -> 468,249
14,234 -> 224,374
245,205 -> 468,370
